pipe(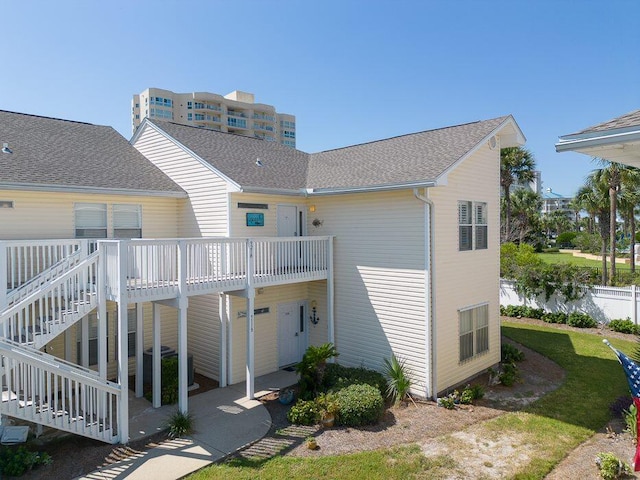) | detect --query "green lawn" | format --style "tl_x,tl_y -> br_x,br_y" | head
537,251 -> 632,270
188,323 -> 636,480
